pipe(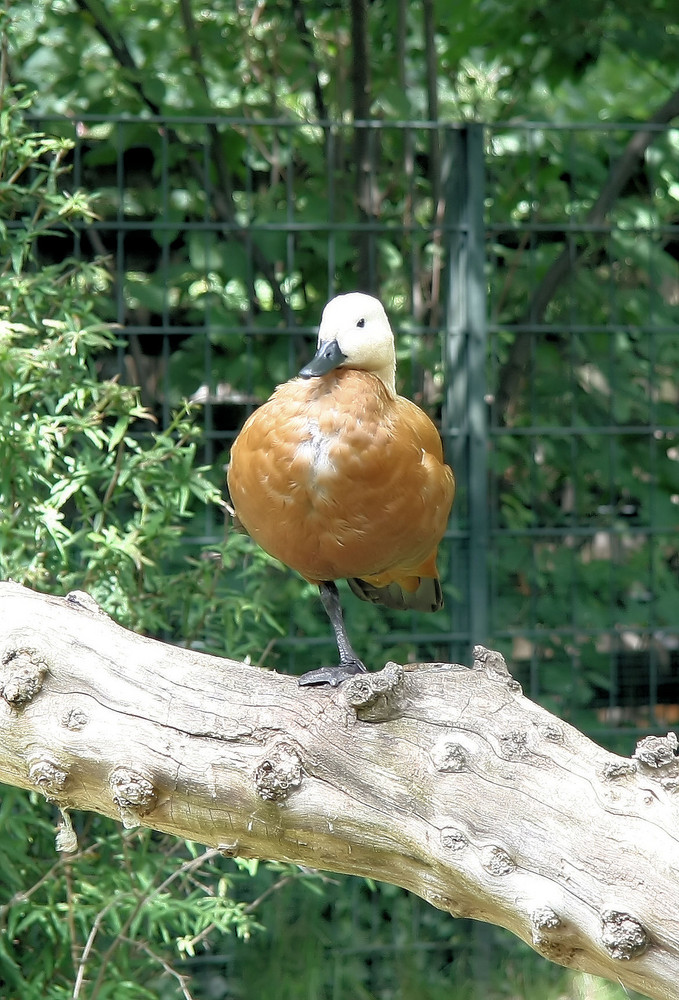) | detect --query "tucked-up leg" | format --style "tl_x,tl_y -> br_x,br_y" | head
298,582 -> 368,687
